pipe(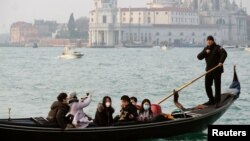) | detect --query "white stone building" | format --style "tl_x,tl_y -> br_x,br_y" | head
88,0 -> 248,47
